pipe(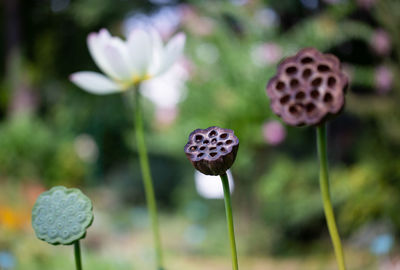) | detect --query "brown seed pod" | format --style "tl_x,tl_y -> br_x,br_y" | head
184,126 -> 239,176
266,48 -> 348,126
